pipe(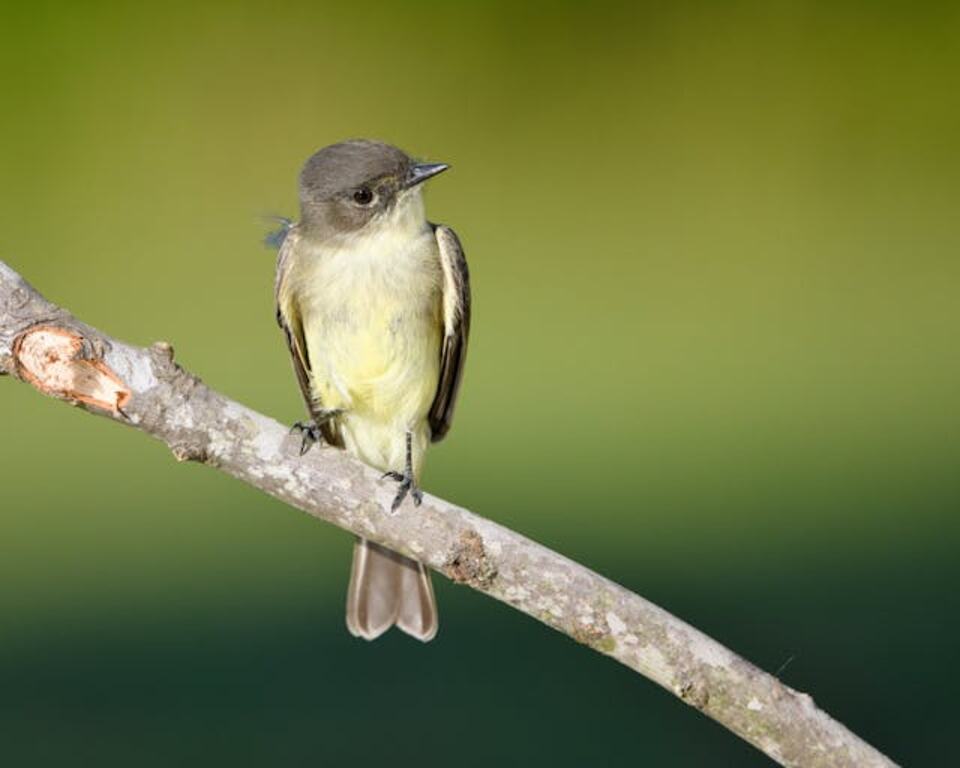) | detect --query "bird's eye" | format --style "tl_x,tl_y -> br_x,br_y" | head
353,187 -> 374,205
